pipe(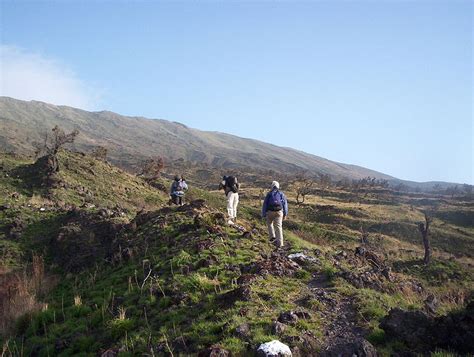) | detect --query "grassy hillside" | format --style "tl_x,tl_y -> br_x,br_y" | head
1,150 -> 473,356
